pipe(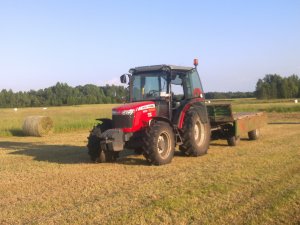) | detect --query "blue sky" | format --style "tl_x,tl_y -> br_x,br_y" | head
0,0 -> 299,92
